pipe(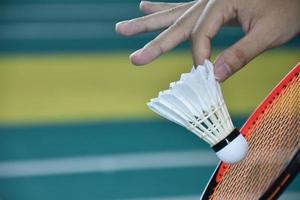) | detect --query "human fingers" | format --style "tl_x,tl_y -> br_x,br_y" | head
191,0 -> 236,66
140,1 -> 195,15
214,22 -> 272,82
130,1 -> 208,65
116,2 -> 194,36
